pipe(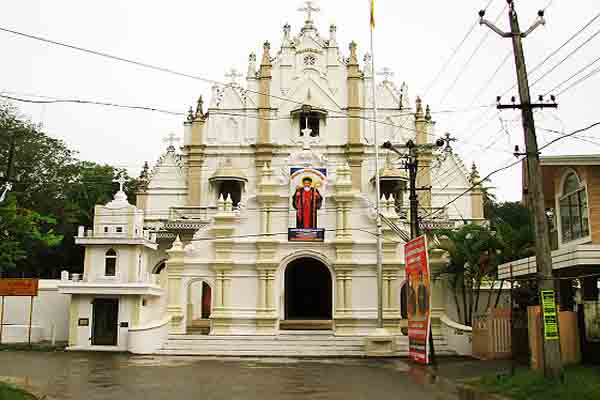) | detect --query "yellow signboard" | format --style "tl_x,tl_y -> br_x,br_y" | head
540,290 -> 559,340
0,279 -> 39,297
